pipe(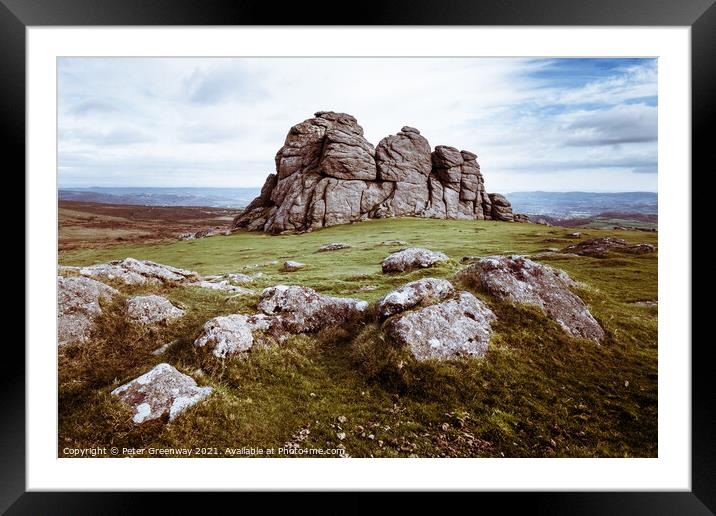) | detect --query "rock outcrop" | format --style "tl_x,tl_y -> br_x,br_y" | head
80,257 -> 199,286
627,243 -> 657,254
280,261 -> 305,272
458,255 -> 605,342
187,280 -> 255,294
561,237 -> 656,257
126,295 -> 185,325
58,276 -> 118,346
381,247 -> 449,273
318,243 -> 351,252
257,285 -> 367,333
194,286 -> 369,359
203,272 -> 261,284
111,363 -> 212,424
179,227 -> 231,241
375,278 -> 455,319
194,314 -> 274,358
78,258 -> 260,293
385,291 -> 495,361
233,112 -> 513,234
